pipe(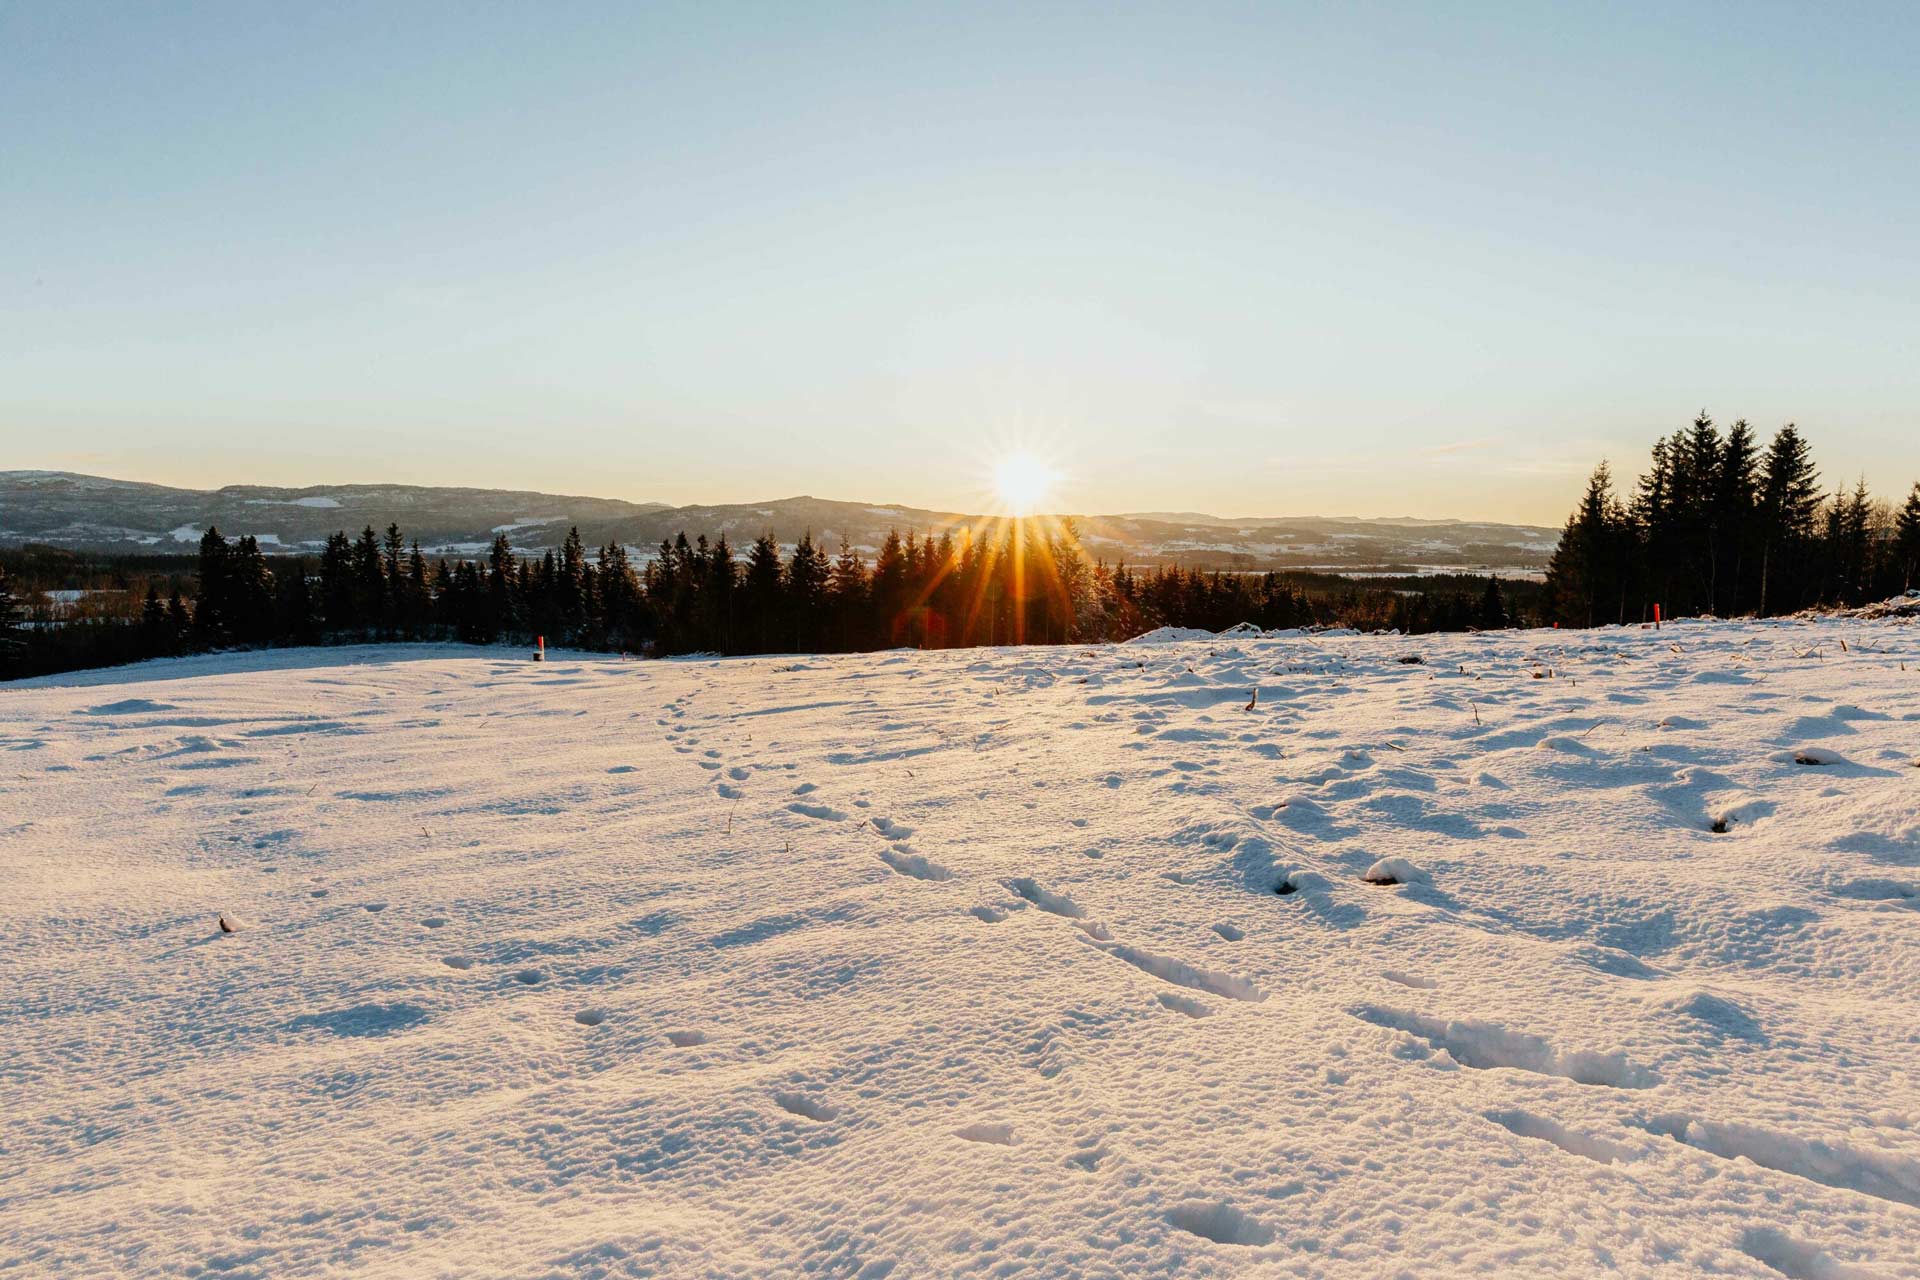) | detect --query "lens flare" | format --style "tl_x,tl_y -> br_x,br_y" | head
993,452 -> 1055,516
